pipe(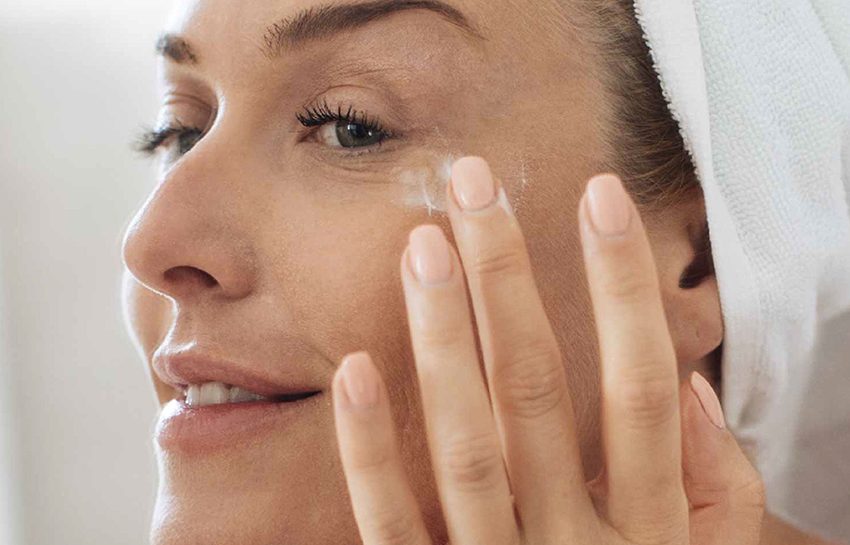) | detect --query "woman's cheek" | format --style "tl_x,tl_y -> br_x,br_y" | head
293,143 -> 464,217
